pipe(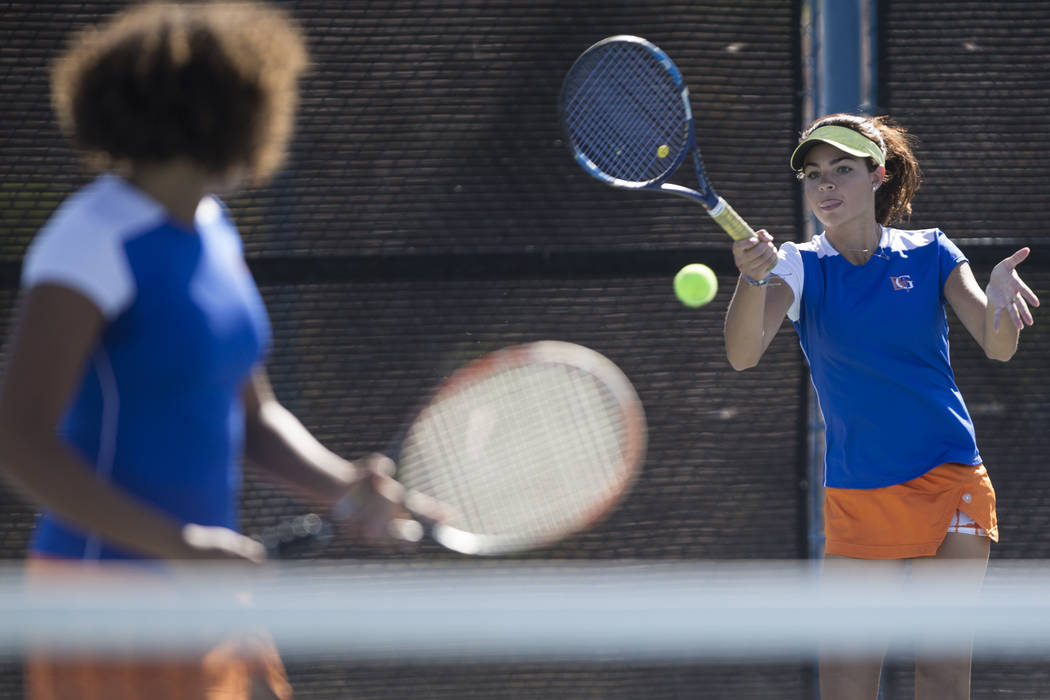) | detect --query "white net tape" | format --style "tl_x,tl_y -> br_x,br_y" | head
2,560 -> 1048,660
